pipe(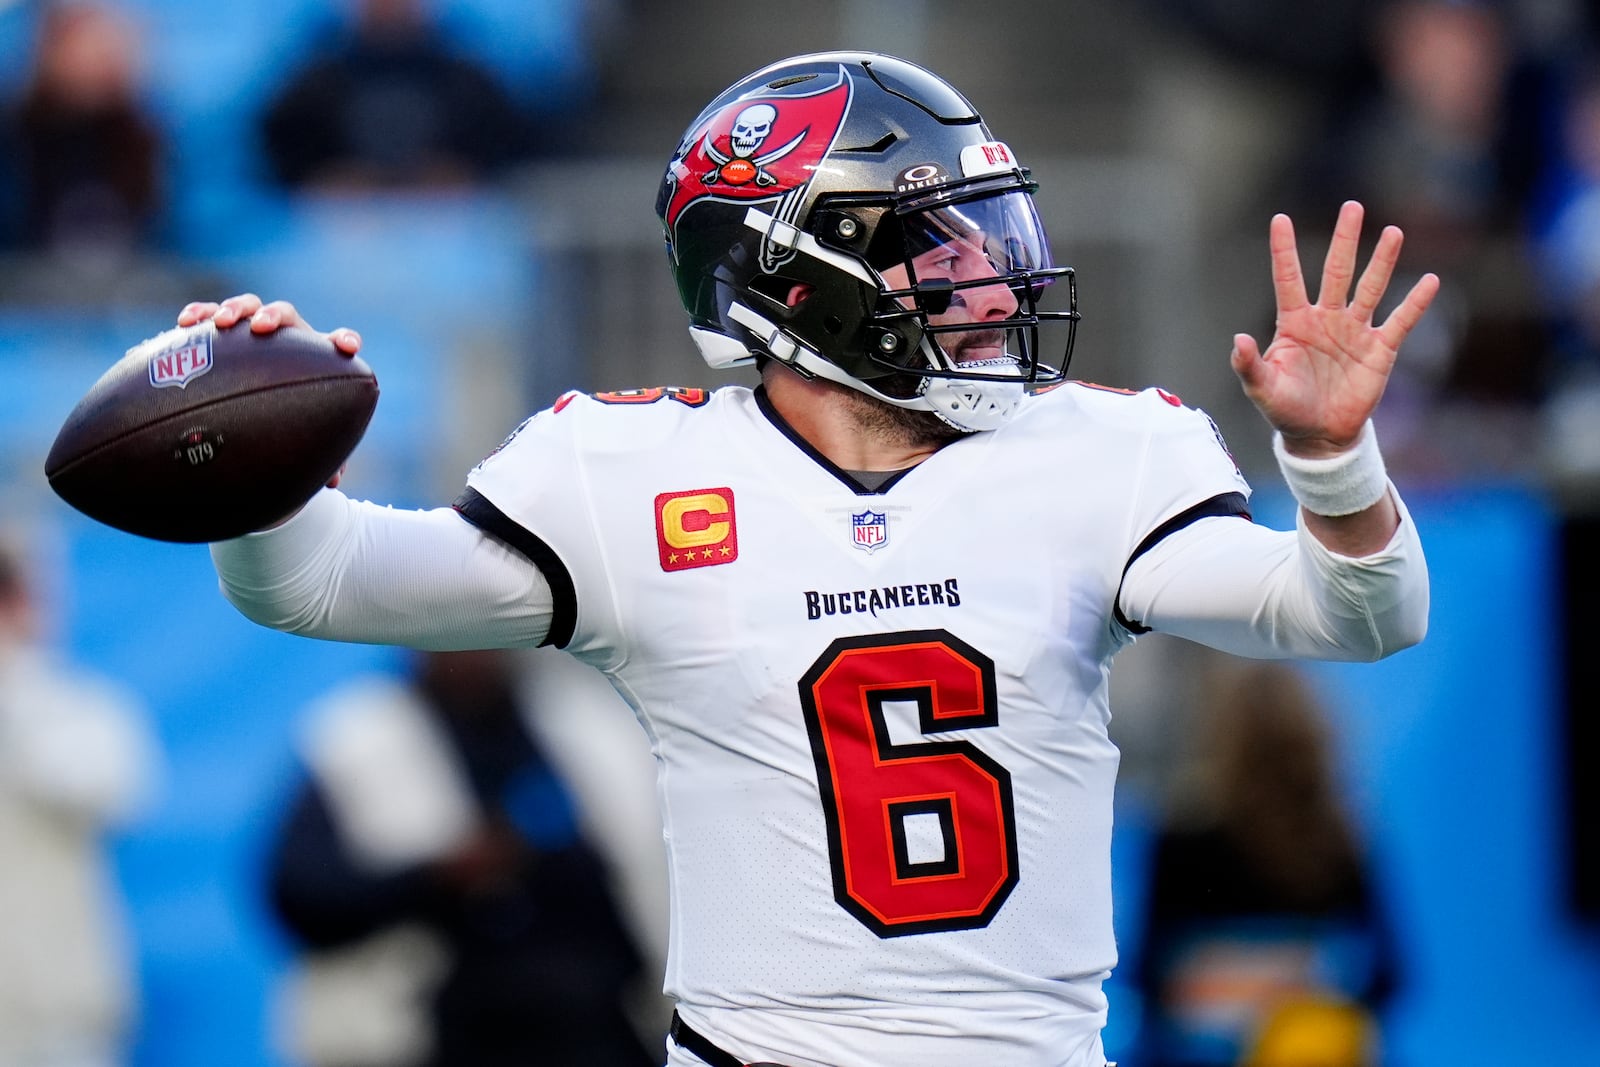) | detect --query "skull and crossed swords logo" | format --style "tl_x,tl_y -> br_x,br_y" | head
702,103 -> 808,187
659,71 -> 853,239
